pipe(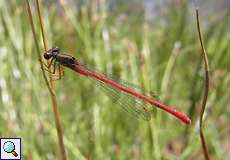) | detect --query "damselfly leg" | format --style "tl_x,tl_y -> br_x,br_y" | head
42,58 -> 64,81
